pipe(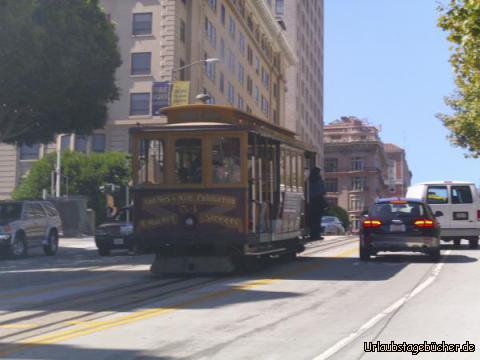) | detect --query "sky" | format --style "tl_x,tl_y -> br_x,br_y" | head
324,0 -> 480,185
